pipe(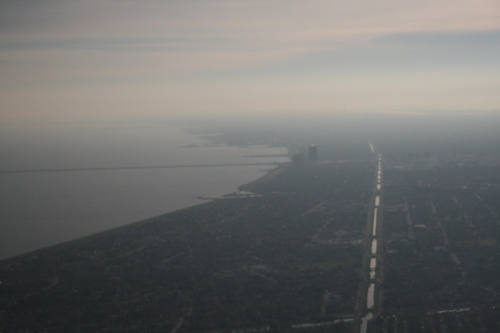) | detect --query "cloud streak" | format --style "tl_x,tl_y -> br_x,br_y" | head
1,0 -> 499,120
